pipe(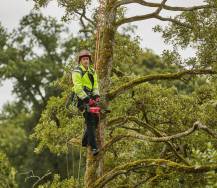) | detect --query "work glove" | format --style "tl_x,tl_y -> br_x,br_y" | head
81,96 -> 91,112
82,96 -> 90,104
93,95 -> 100,102
93,95 -> 100,99
88,98 -> 96,106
